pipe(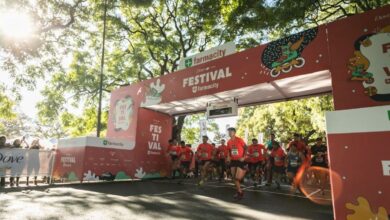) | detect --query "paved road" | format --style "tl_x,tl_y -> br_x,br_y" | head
0,180 -> 333,220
